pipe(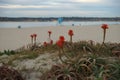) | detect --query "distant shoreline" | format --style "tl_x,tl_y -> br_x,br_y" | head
0,21 -> 120,22
0,17 -> 120,22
